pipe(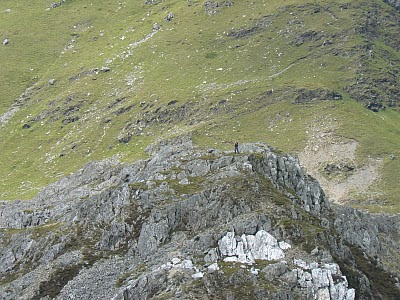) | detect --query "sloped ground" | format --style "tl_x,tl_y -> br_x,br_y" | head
299,115 -> 384,204
0,138 -> 399,299
0,0 -> 400,213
